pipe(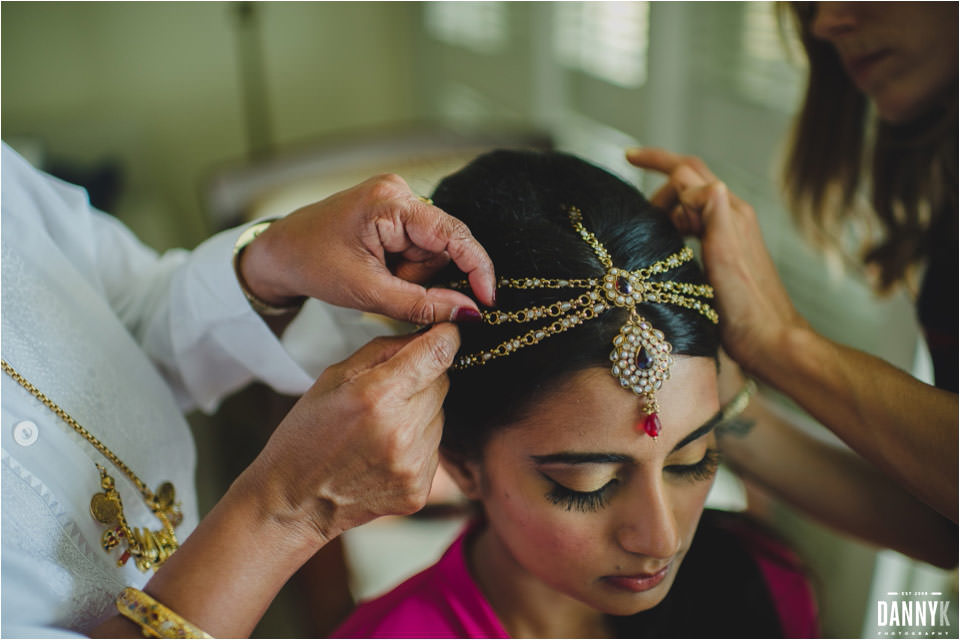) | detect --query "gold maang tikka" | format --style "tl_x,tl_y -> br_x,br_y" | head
449,205 -> 718,438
